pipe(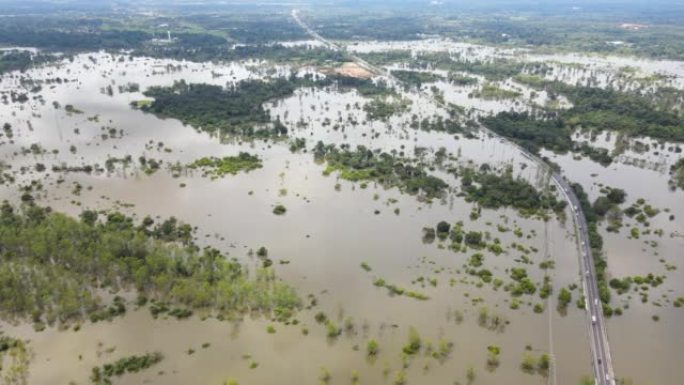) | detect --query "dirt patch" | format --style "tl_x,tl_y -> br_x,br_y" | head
321,62 -> 373,79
